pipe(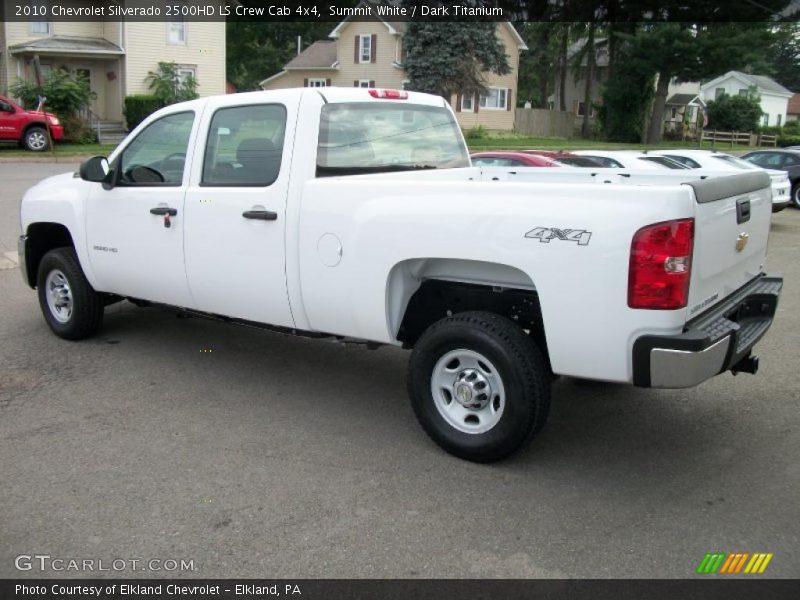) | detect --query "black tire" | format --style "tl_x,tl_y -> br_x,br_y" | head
408,311 -> 551,462
36,247 -> 104,340
23,126 -> 50,152
792,184 -> 800,210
